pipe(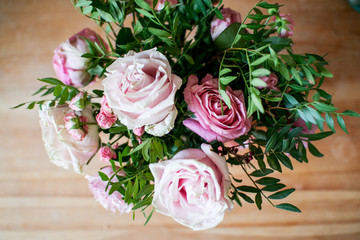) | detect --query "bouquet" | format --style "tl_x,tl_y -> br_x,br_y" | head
13,0 -> 359,231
